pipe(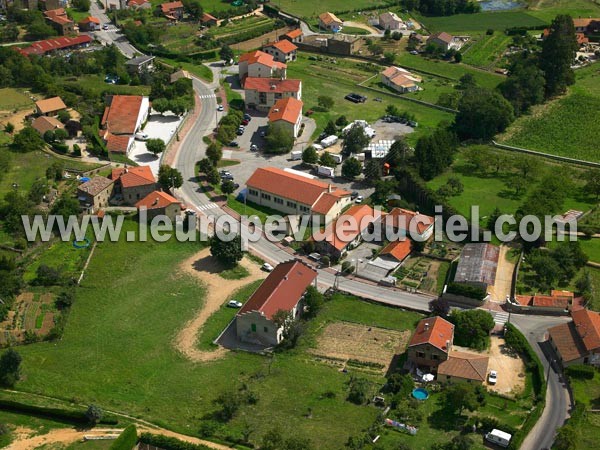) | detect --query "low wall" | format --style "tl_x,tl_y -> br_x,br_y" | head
492,140 -> 600,168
